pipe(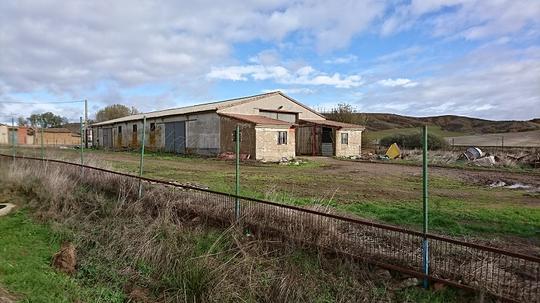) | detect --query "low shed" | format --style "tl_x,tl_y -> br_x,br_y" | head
91,92 -> 364,161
